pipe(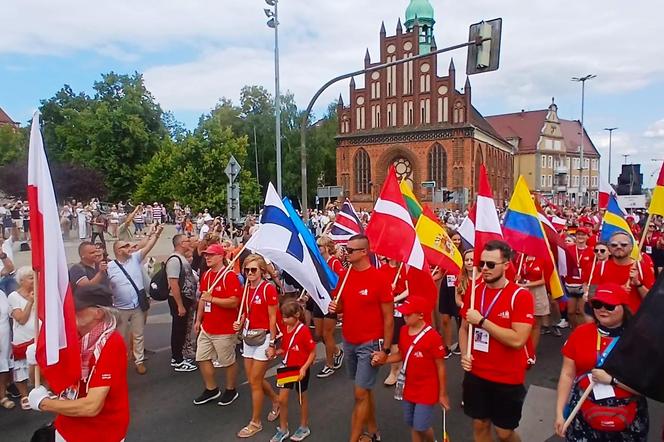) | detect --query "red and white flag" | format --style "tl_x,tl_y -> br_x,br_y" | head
27,112 -> 81,394
473,165 -> 503,264
366,166 -> 425,270
457,203 -> 476,247
599,177 -> 615,210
